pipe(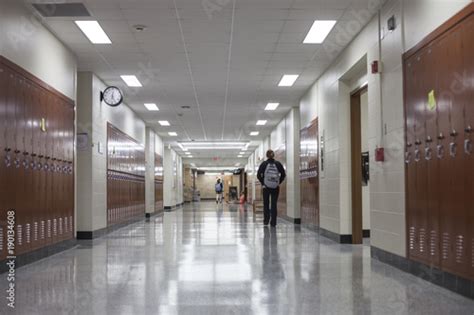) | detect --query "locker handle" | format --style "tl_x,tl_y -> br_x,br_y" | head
425,147 -> 433,161
437,145 -> 444,159
14,149 -> 20,154
425,136 -> 433,143
52,157 -> 57,161
464,139 -> 472,155
414,149 -> 421,162
45,156 -> 50,160
406,142 -> 412,147
465,125 -> 472,133
450,129 -> 458,137
405,152 -> 411,164
415,139 -> 422,145
38,155 -> 44,158
450,142 -> 457,158
437,133 -> 445,140
5,147 -> 11,152
31,153 -> 37,157
23,151 -> 29,156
